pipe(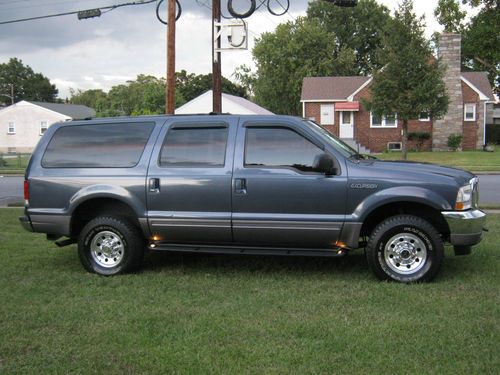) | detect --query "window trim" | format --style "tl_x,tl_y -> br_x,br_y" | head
370,112 -> 398,128
158,123 -> 229,168
7,121 -> 15,134
464,103 -> 476,122
243,125 -> 330,175
39,121 -> 48,136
